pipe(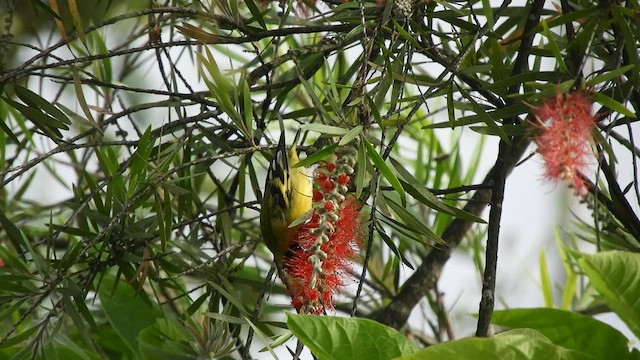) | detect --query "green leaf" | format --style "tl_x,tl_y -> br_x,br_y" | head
295,143 -> 339,168
363,137 -> 406,206
393,20 -> 420,48
384,196 -> 444,246
0,212 -> 27,253
446,83 -> 455,127
592,92 -> 636,118
578,251 -> 640,339
427,103 -> 529,129
138,319 -> 195,360
355,139 -> 366,197
469,124 -> 528,137
287,313 -> 417,360
484,72 -> 571,92
541,19 -> 569,74
491,308 -> 630,360
339,125 -> 362,146
586,65 -> 636,86
3,96 -> 64,138
244,0 -> 267,29
12,84 -> 71,126
376,222 -> 414,270
539,251 -> 554,307
300,124 -> 349,135
399,329 -> 592,360
72,66 -> 99,130
92,30 -> 112,83
67,0 -> 86,47
458,87 -> 509,142
390,158 -> 485,223
514,80 -> 575,102
242,77 -> 253,138
99,275 -> 158,353
0,325 -> 39,349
